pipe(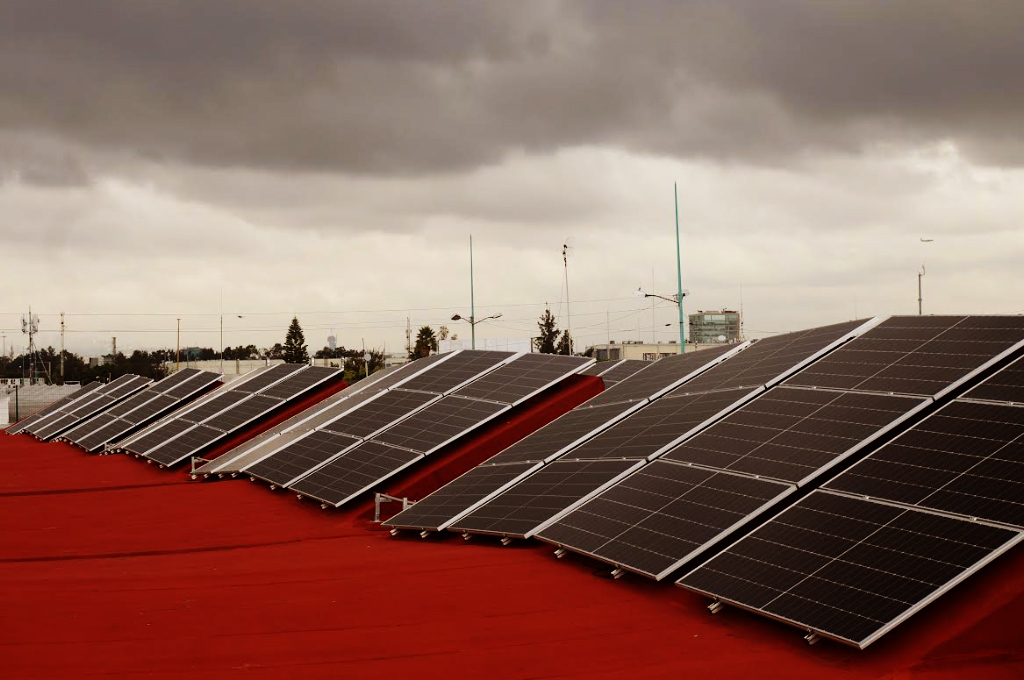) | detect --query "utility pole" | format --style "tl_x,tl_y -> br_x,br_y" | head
112,336 -> 116,359
176,318 -> 181,372
60,312 -> 65,383
405,317 -> 412,357
918,266 -> 925,316
674,183 -> 686,353
470,234 -> 476,350
563,241 -> 572,355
